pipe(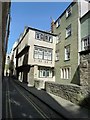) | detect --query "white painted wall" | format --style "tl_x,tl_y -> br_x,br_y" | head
80,0 -> 90,17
